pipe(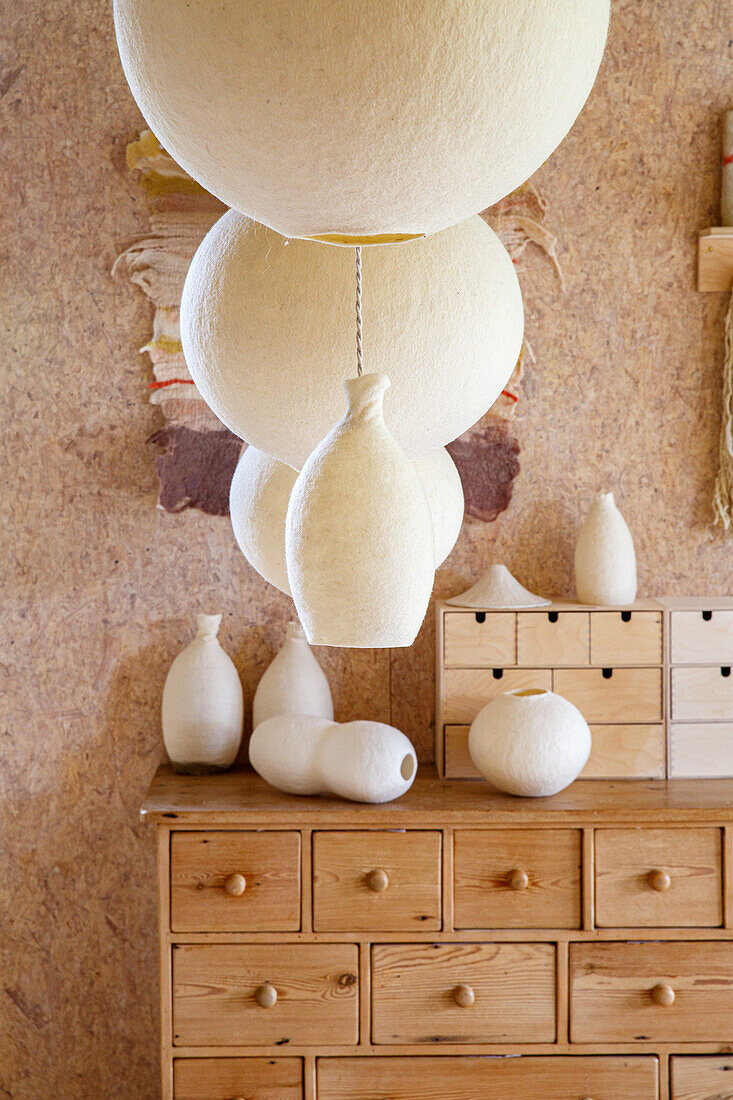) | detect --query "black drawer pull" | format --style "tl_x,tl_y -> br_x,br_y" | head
492,668 -> 504,680
548,611 -> 559,623
475,612 -> 486,624
703,610 -> 713,621
722,667 -> 731,678
621,610 -> 632,622
602,668 -> 613,679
